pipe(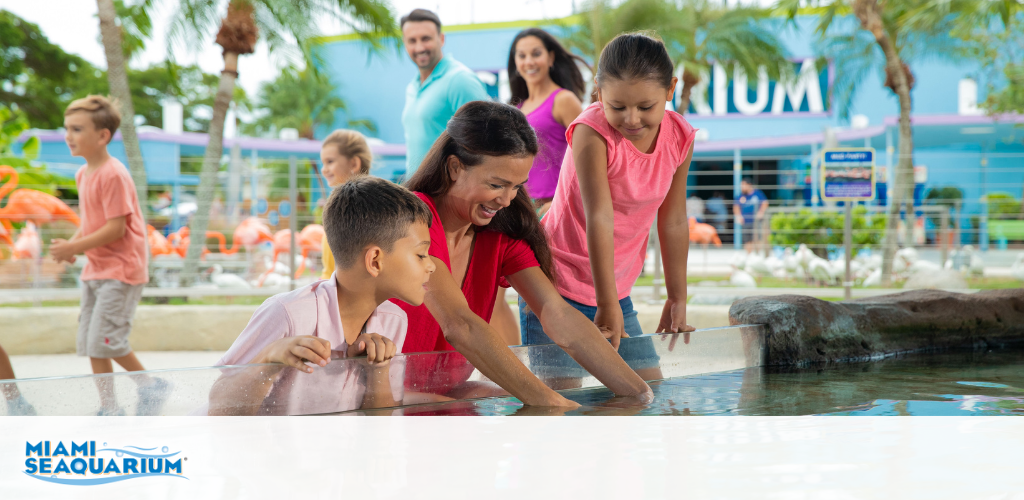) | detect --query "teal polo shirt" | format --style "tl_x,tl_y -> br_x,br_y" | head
402,55 -> 490,175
